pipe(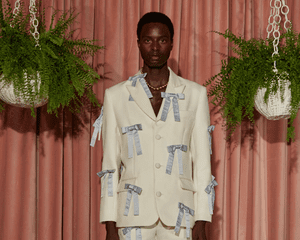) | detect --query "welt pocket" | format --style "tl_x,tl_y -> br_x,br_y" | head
180,178 -> 196,192
117,178 -> 136,193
